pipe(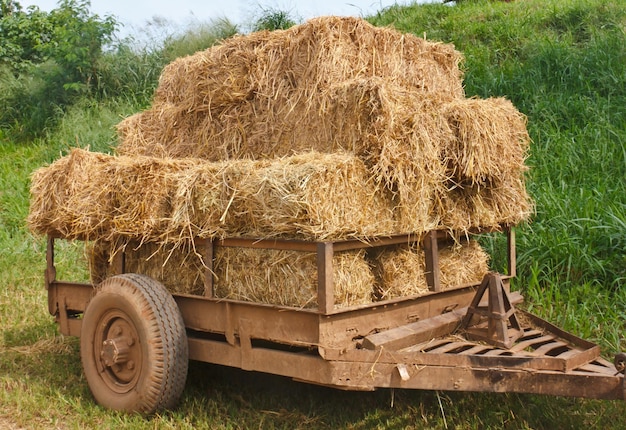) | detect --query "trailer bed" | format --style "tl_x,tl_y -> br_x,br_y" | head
44,226 -> 626,413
